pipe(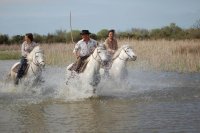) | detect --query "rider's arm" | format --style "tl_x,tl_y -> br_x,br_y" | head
74,51 -> 80,57
21,42 -> 29,57
104,42 -> 114,54
73,43 -> 81,57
